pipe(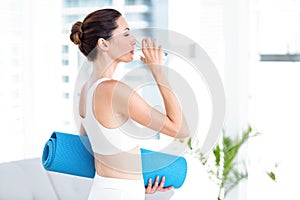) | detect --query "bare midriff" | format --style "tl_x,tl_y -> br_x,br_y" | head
94,145 -> 143,180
